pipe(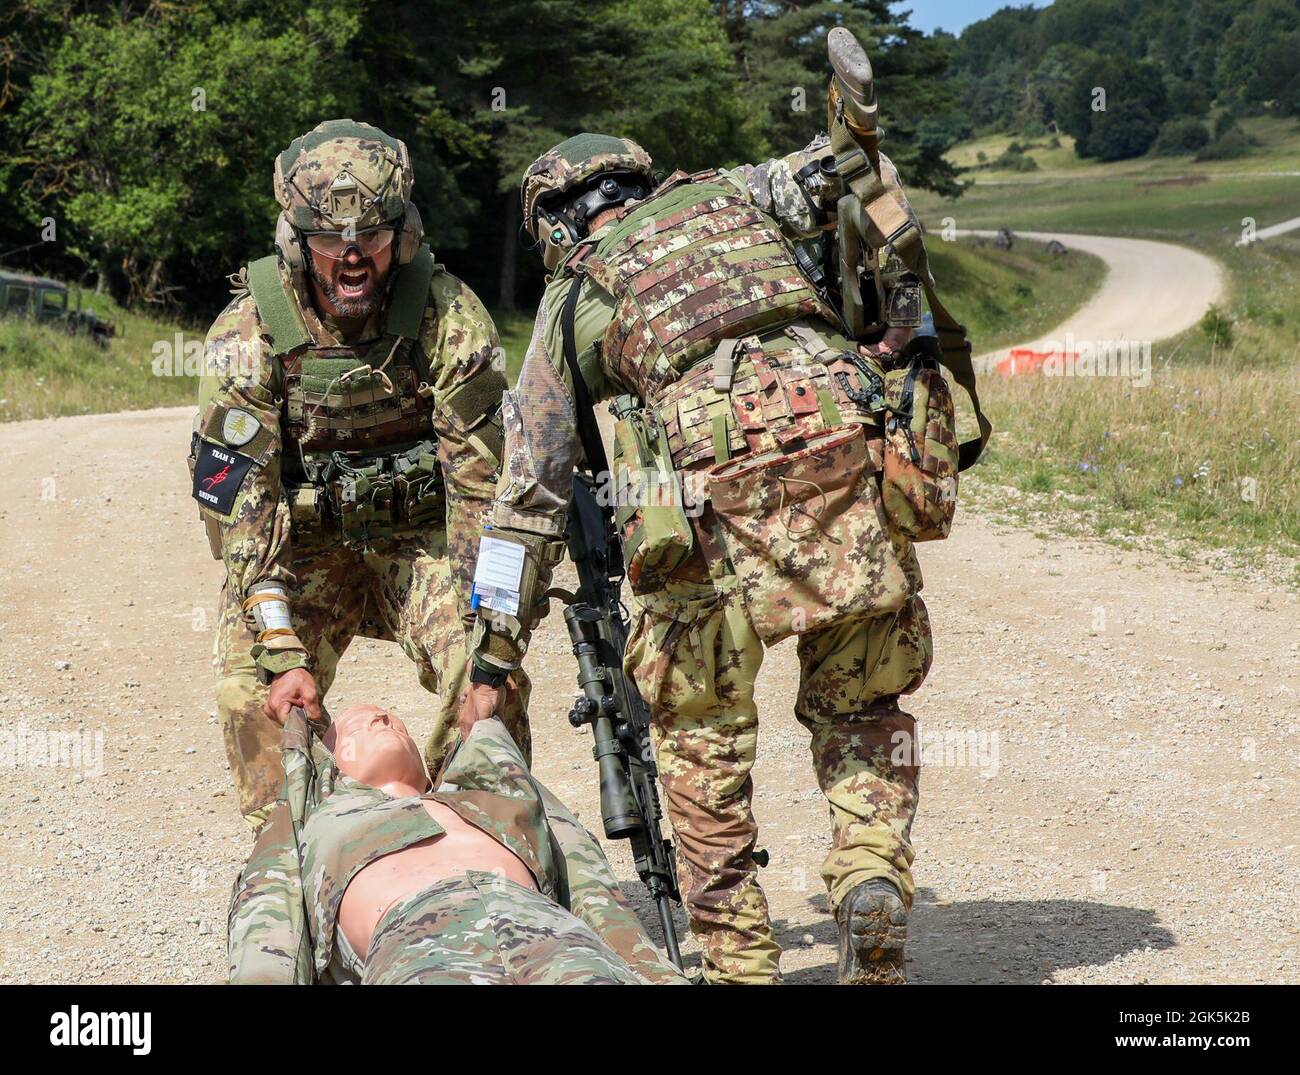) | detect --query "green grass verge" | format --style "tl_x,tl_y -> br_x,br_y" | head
931,116 -> 1300,579
0,290 -> 204,422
